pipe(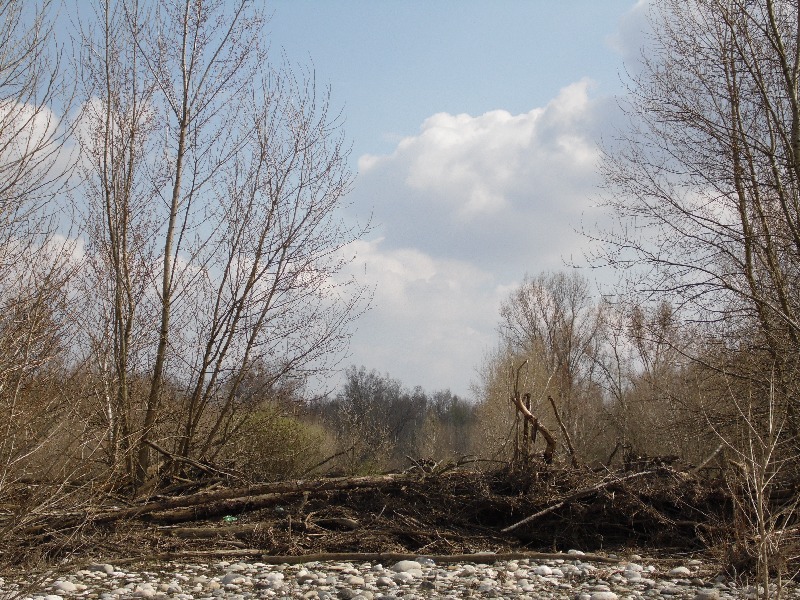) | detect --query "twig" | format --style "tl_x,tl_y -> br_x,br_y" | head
690,443 -> 724,475
302,444 -> 356,476
144,440 -> 239,480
